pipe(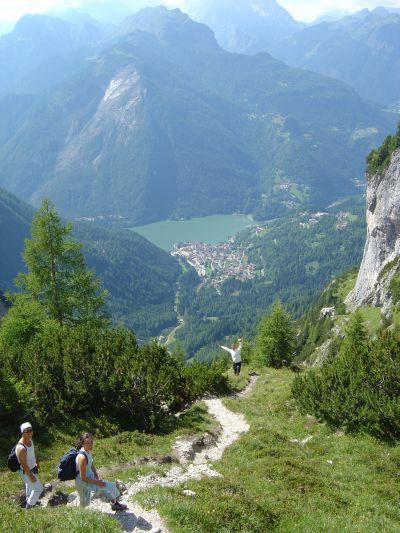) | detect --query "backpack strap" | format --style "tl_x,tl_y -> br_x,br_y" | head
76,450 -> 88,470
77,450 -> 88,463
16,443 -> 27,469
